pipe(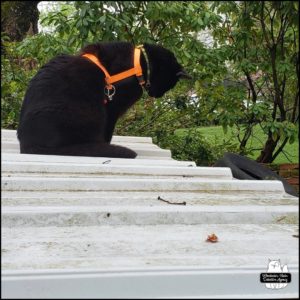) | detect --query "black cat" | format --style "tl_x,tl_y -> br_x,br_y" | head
17,42 -> 190,158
